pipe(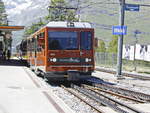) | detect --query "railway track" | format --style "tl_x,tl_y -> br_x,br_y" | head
82,84 -> 145,103
94,83 -> 150,102
25,66 -> 149,113
96,68 -> 150,80
61,85 -> 105,113
71,84 -> 144,113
